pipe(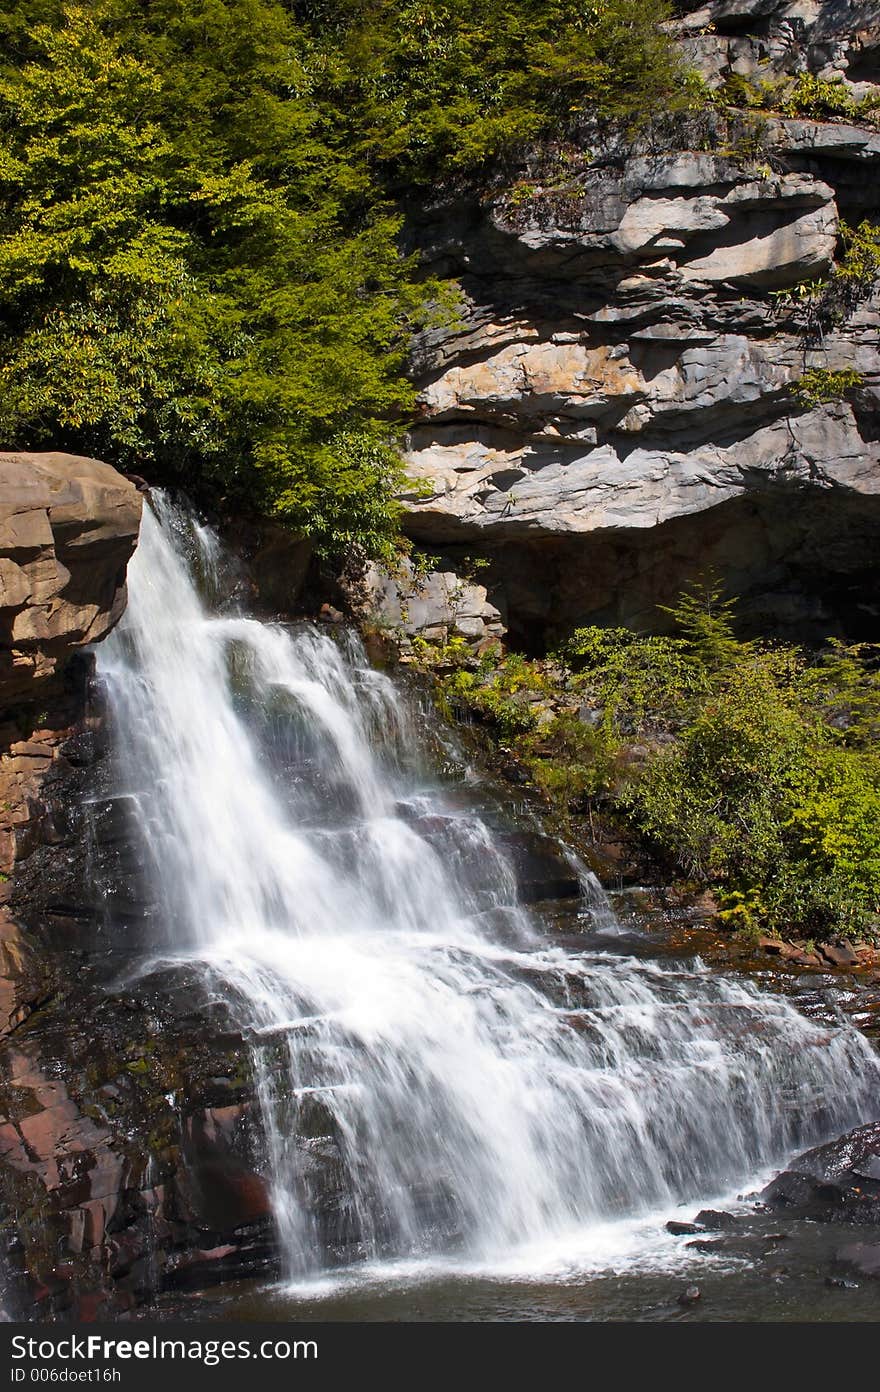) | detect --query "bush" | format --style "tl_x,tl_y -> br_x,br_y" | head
719,71 -> 880,126
428,581 -> 880,941
793,367 -> 864,406
624,627 -> 880,939
521,712 -> 619,804
299,0 -> 691,184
